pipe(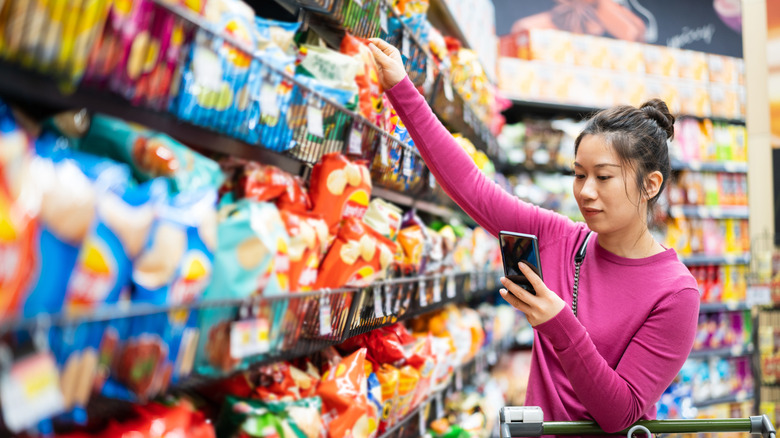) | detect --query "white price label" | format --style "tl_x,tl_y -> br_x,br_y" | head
443,78 -> 454,101
470,272 -> 476,292
307,105 -> 324,138
402,151 -> 412,177
402,33 -> 410,59
423,60 -> 434,90
419,279 -> 427,306
230,319 -> 270,359
260,82 -> 279,119
429,169 -> 436,188
373,285 -> 385,318
433,278 -> 442,302
455,368 -> 463,391
446,275 -> 456,298
419,402 -> 428,432
747,285 -> 772,307
435,392 -> 444,419
0,353 -> 65,433
380,8 -> 388,33
385,286 -> 393,315
348,122 -> 363,155
319,295 -> 332,336
380,135 -> 389,166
